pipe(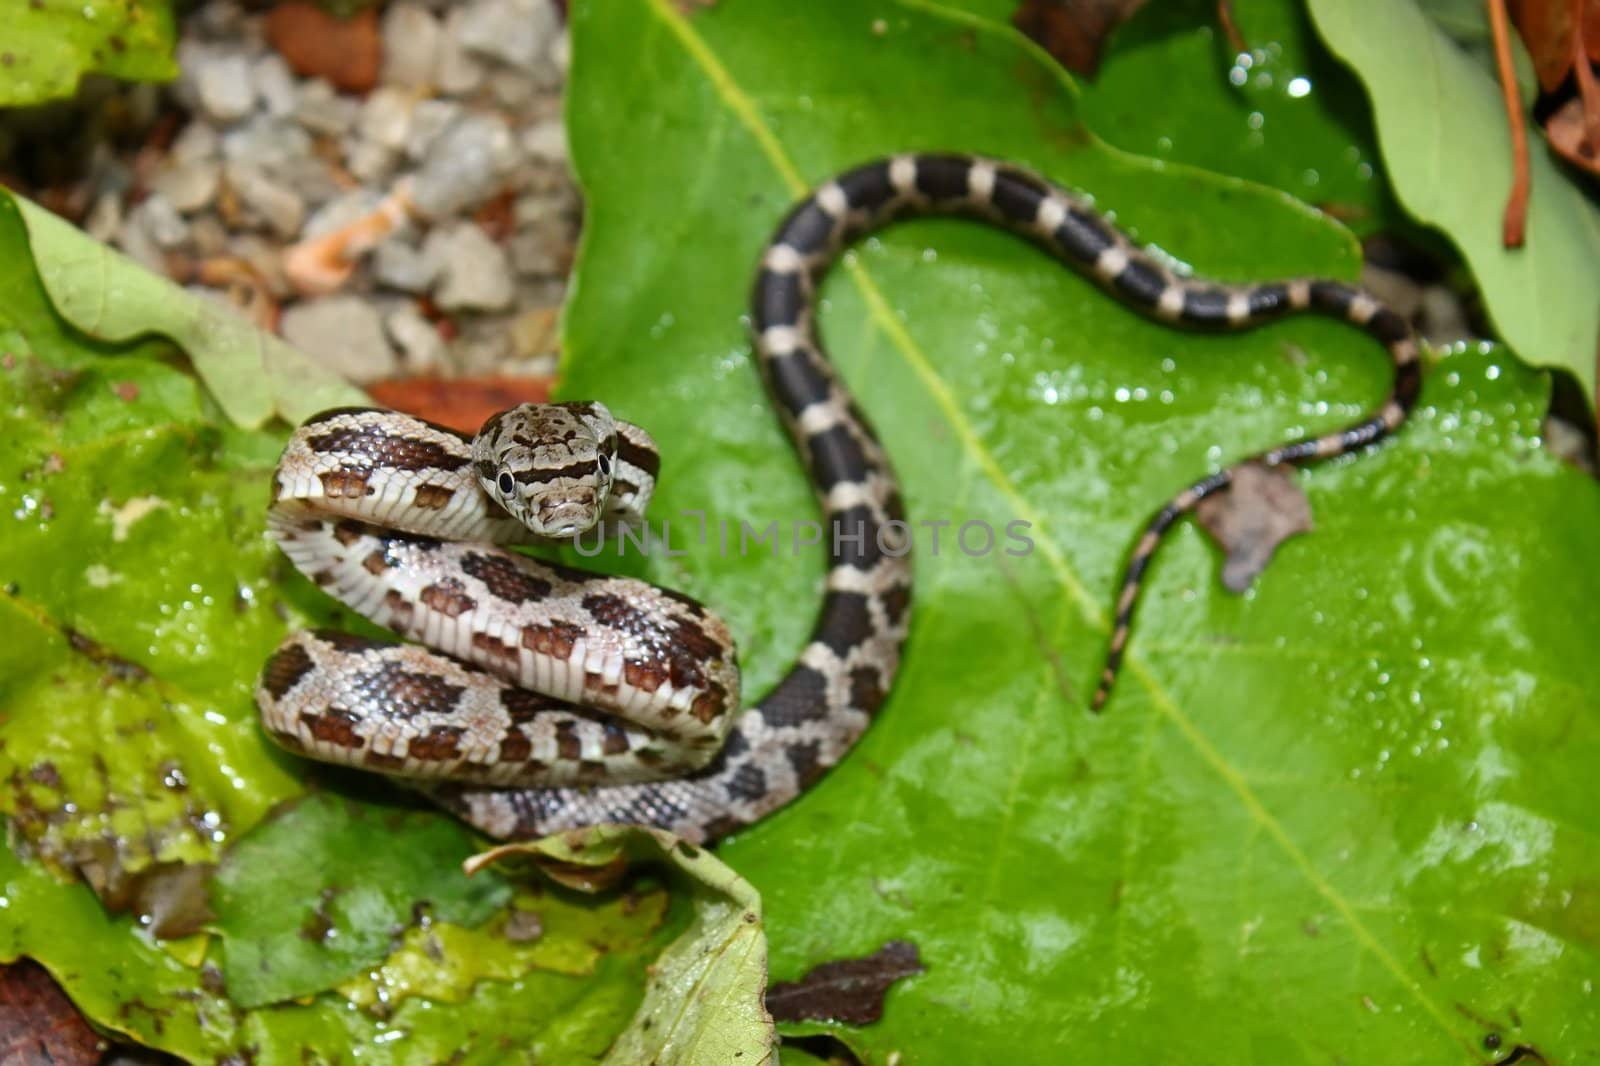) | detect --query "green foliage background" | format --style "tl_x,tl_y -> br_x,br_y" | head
1,0 -> 1598,1061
